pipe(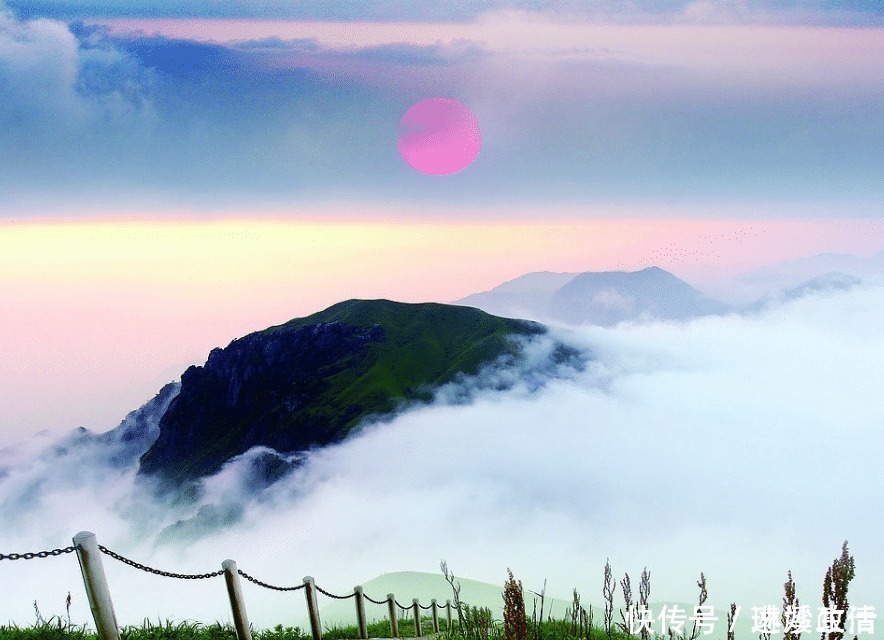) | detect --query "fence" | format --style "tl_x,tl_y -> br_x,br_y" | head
0,531 -> 457,640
